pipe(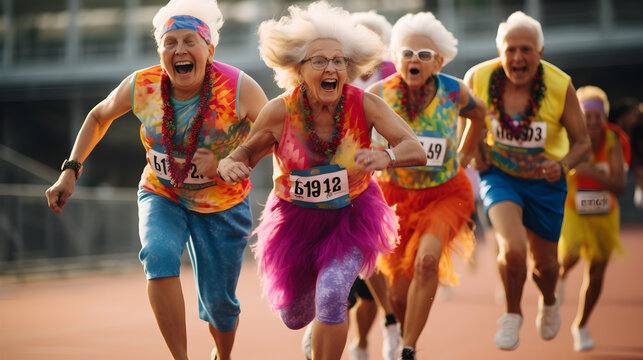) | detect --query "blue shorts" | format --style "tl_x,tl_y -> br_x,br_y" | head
137,188 -> 252,332
479,166 -> 567,242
